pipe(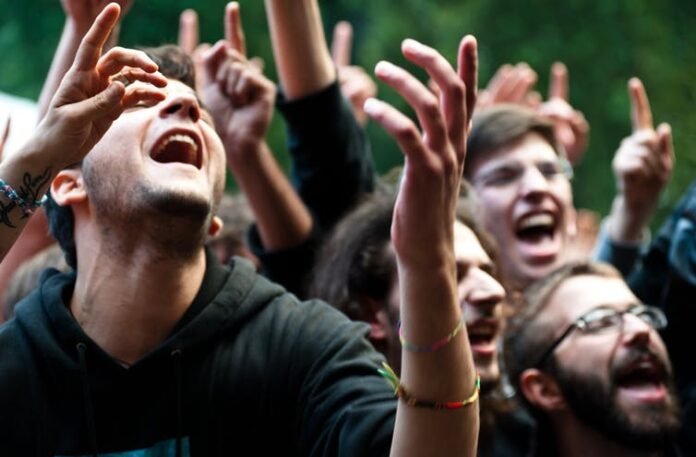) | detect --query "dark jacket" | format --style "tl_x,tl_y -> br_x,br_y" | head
0,254 -> 396,456
247,81 -> 376,296
628,180 -> 696,455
